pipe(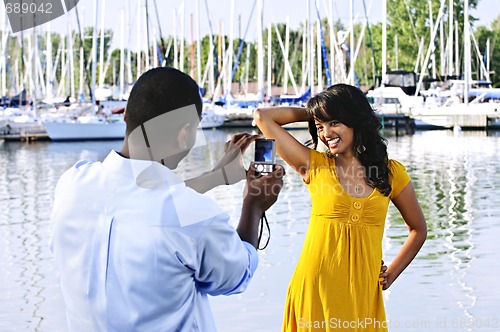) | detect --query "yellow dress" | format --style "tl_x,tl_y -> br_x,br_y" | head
283,150 -> 411,332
